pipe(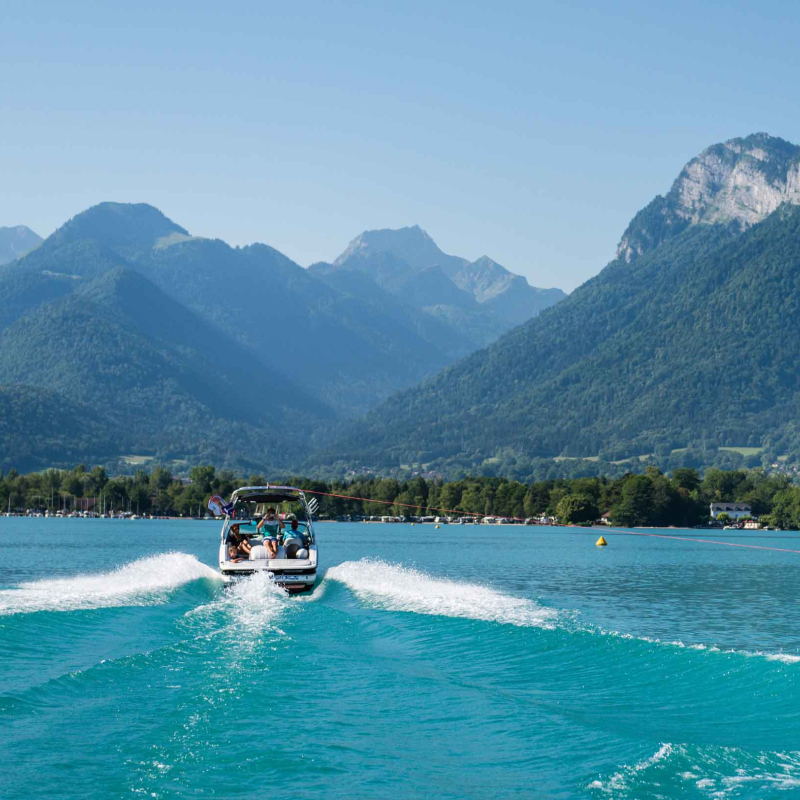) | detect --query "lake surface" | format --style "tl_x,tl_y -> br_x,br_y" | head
1,519 -> 799,799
